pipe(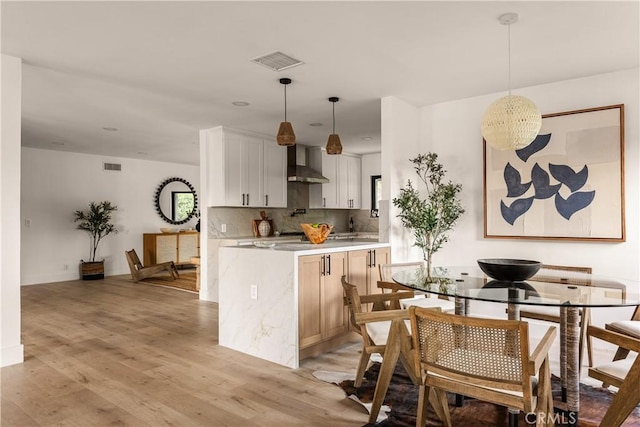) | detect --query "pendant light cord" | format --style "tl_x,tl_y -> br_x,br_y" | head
332,102 -> 336,134
283,84 -> 287,122
507,22 -> 512,97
